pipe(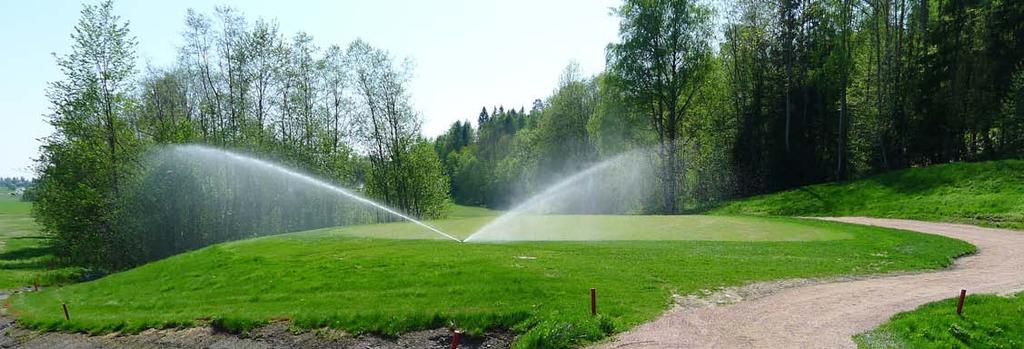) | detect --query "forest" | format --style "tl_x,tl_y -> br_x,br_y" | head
438,0 -> 1024,212
32,0 -> 1024,269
